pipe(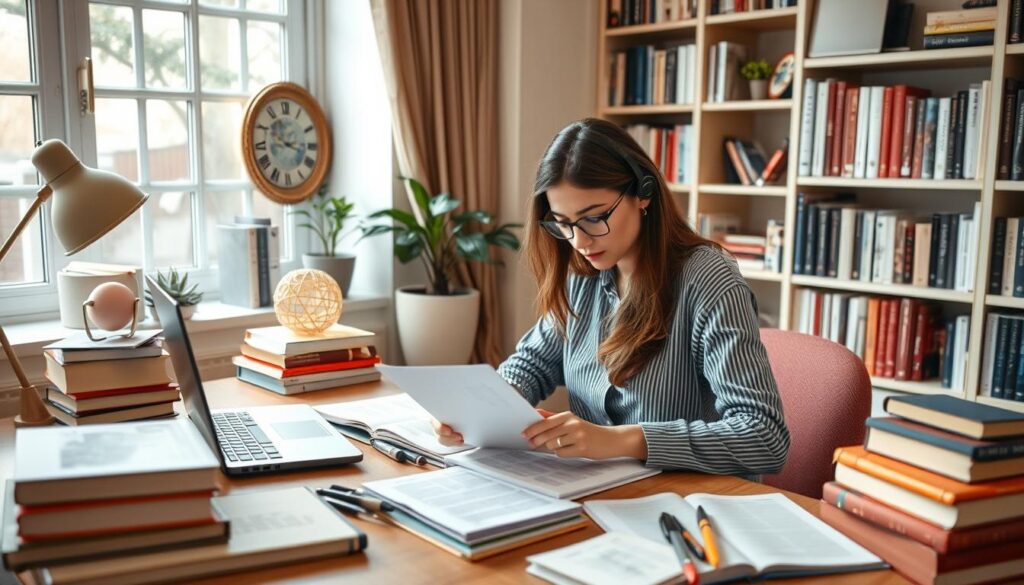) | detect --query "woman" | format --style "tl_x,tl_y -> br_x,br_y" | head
437,118 -> 790,476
